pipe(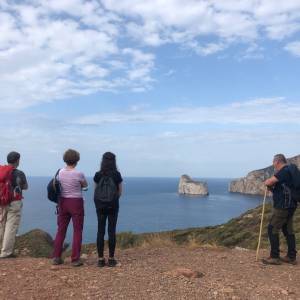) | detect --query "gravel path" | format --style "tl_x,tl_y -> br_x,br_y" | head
0,246 -> 299,300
